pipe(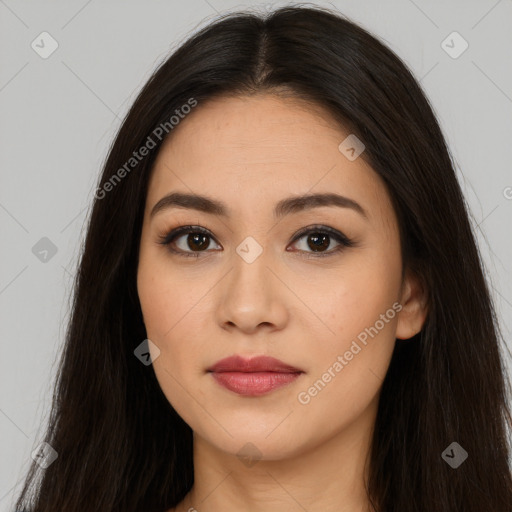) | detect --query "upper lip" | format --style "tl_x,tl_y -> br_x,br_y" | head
207,355 -> 303,373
